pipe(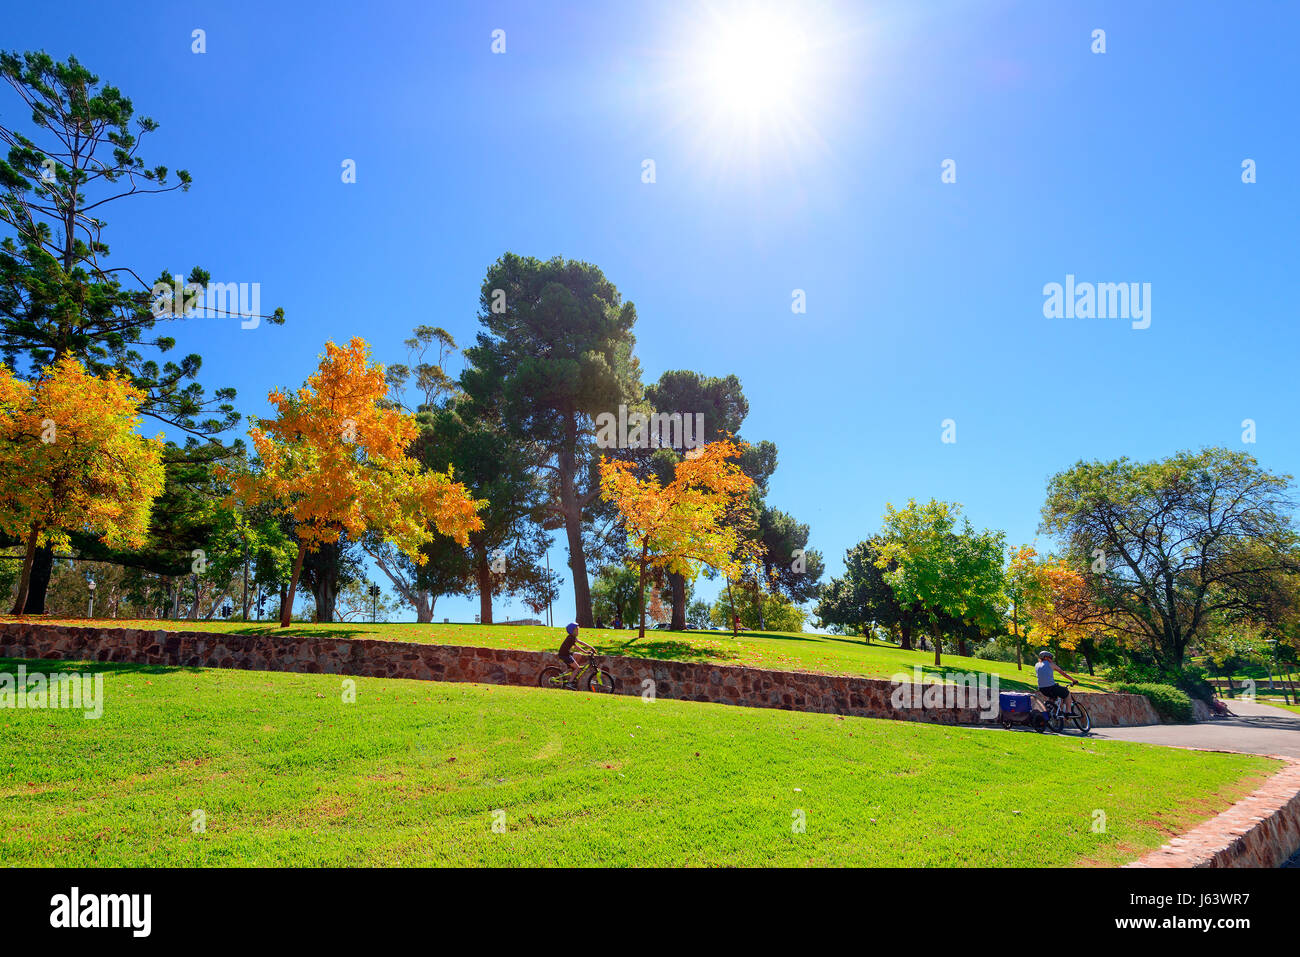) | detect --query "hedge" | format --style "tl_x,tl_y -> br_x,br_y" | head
1115,682 -> 1195,722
